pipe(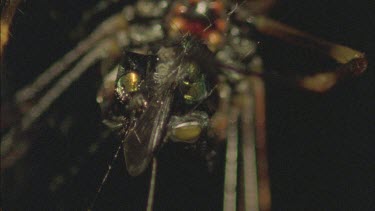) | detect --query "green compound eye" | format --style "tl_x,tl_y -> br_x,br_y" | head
183,62 -> 201,85
116,71 -> 141,100
183,78 -> 207,104
181,62 -> 207,104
